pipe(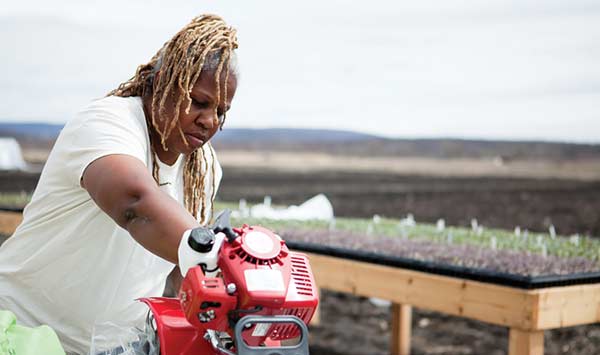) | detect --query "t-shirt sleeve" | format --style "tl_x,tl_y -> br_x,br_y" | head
59,98 -> 148,187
